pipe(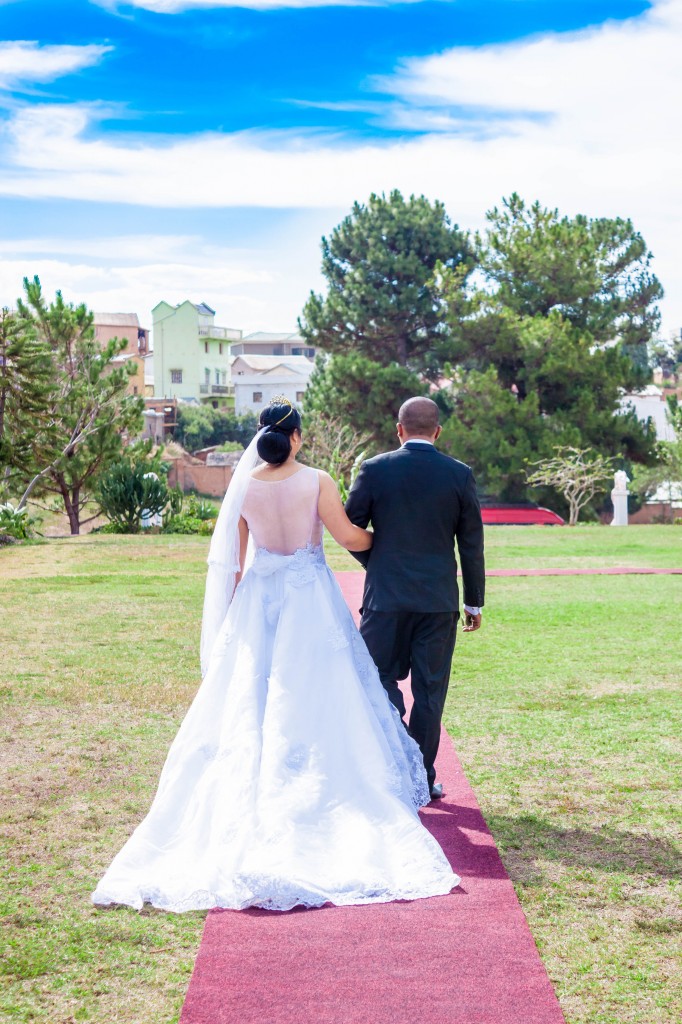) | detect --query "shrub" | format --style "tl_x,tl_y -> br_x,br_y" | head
161,514 -> 214,536
96,446 -> 169,533
0,502 -> 40,540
